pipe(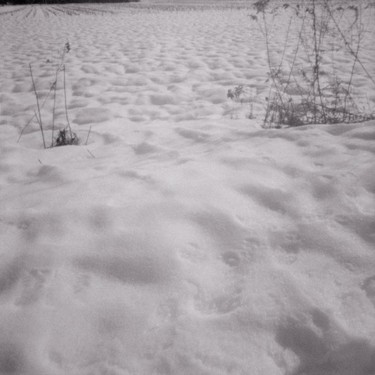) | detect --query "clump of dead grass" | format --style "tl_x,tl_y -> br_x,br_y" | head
18,42 -> 80,148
